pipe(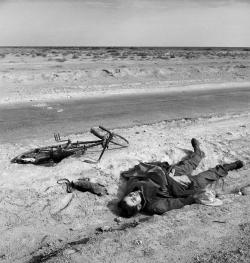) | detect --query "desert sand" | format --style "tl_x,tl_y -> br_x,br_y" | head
0,47 -> 250,263
1,47 -> 250,104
